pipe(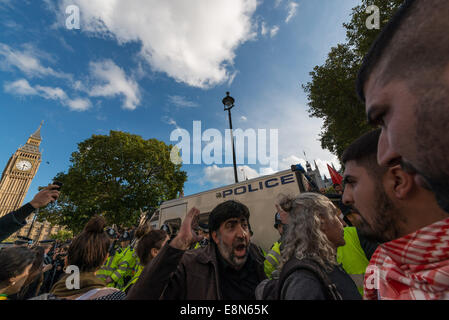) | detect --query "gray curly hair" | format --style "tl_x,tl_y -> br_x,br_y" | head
279,192 -> 340,273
